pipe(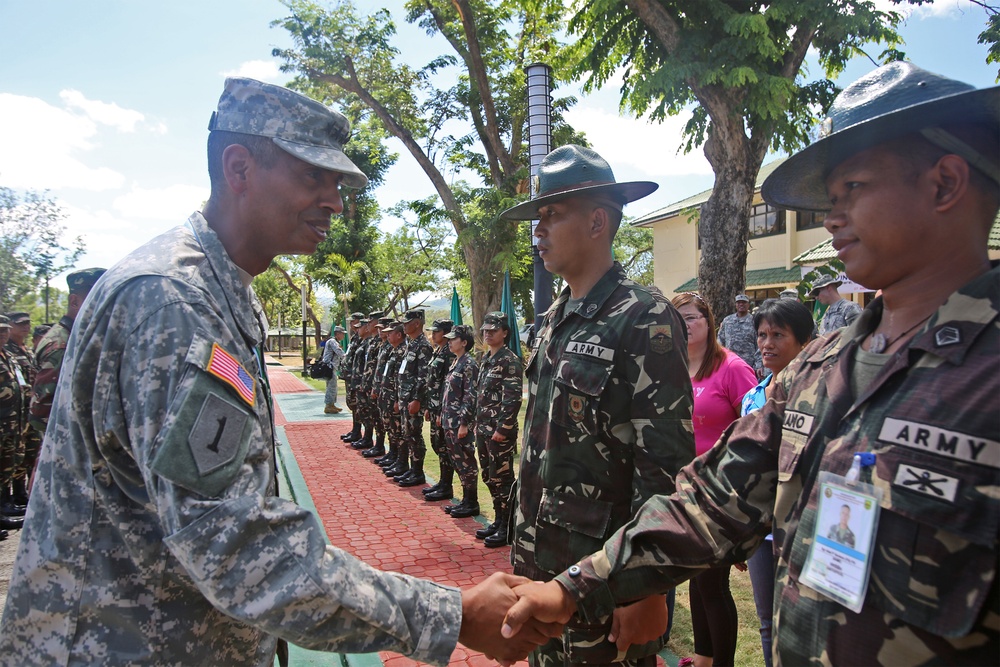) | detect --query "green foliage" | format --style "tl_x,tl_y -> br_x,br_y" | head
0,187 -> 84,314
614,223 -> 655,286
